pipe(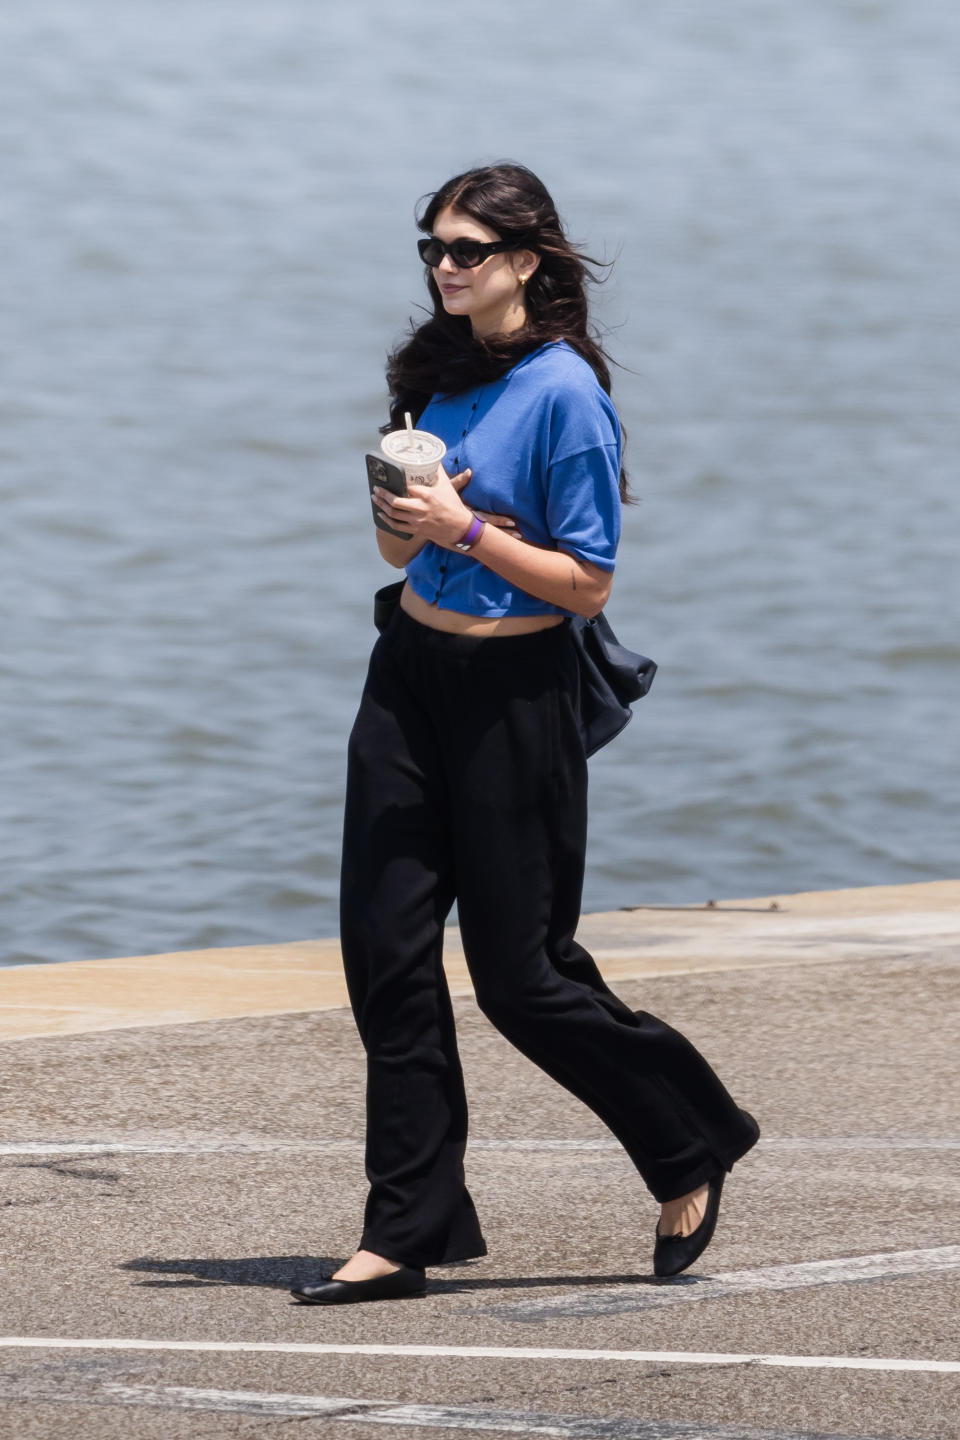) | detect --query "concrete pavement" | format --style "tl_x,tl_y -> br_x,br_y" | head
0,881 -> 957,1438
